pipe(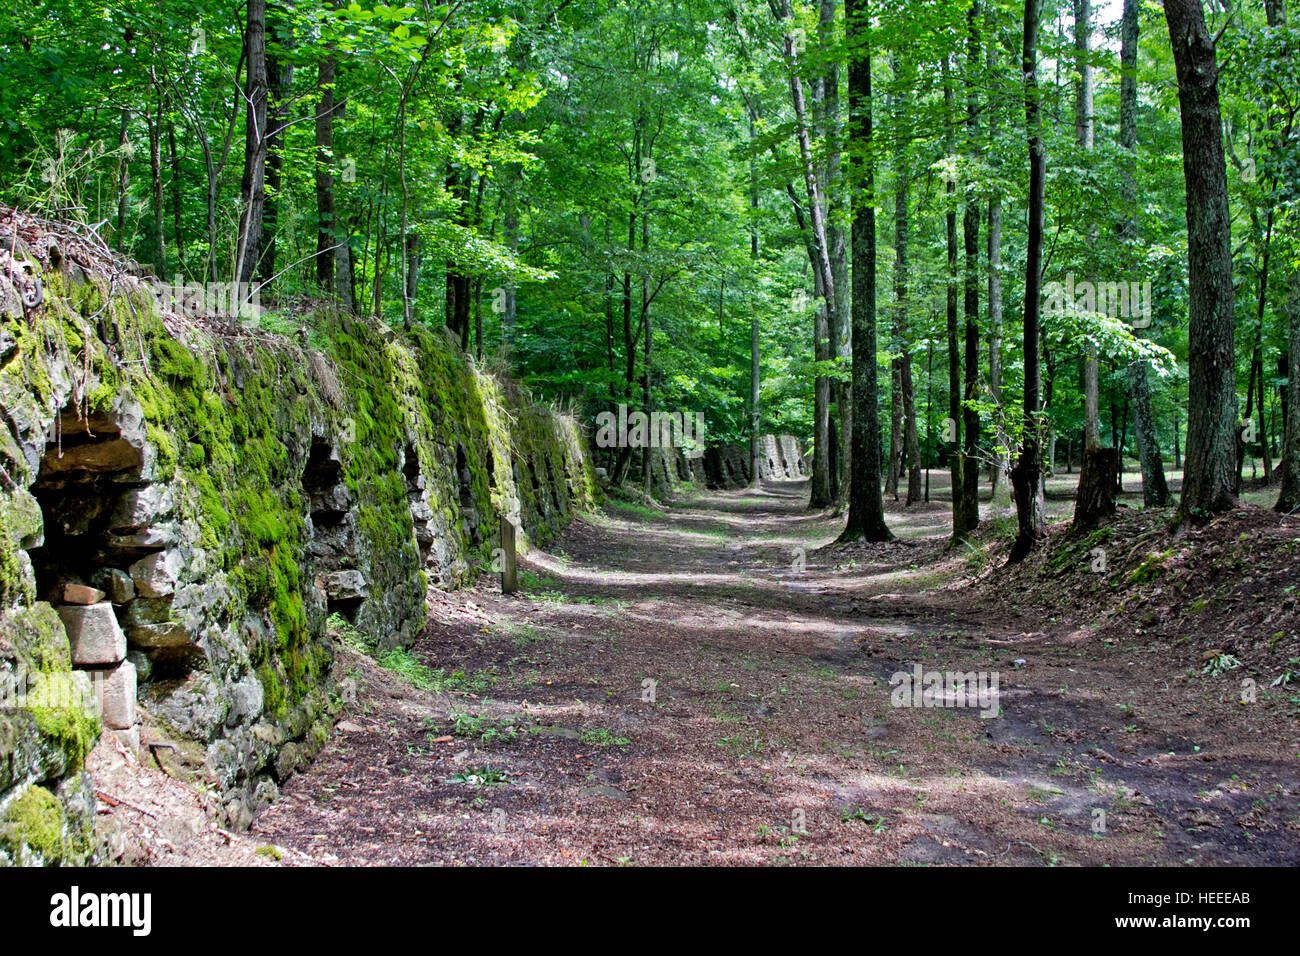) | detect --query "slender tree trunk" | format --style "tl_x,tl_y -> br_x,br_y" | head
1010,0 -> 1047,562
840,0 -> 891,542
1119,0 -> 1169,508
1075,0 -> 1101,452
1166,0 -> 1238,520
114,110 -> 131,242
943,59 -> 965,539
641,209 -> 653,497
235,0 -> 268,289
985,36 -> 1011,508
257,43 -> 291,293
821,0 -> 852,505
960,6 -> 982,535
315,42 -> 338,293
750,121 -> 763,487
775,0 -> 837,509
167,120 -> 184,276
1278,269 -> 1300,511
1275,0 -> 1299,510
146,101 -> 167,280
